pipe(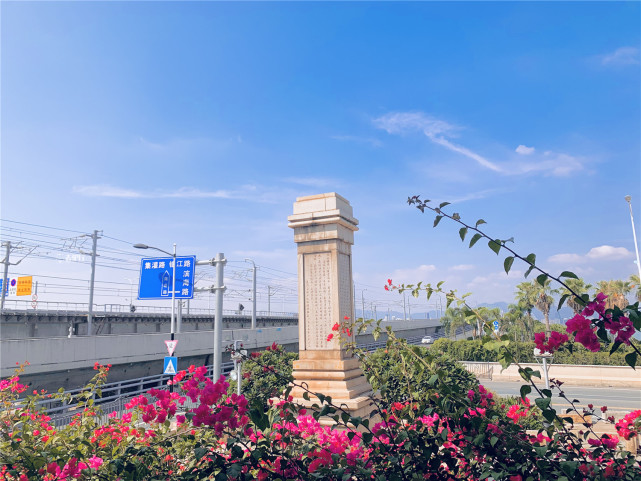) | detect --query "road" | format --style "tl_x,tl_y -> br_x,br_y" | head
479,380 -> 641,414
